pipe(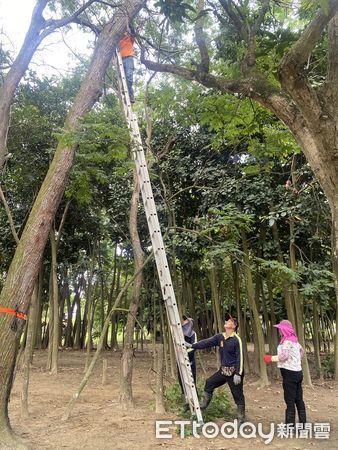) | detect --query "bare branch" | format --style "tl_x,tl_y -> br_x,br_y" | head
41,0 -> 98,39
253,0 -> 270,34
0,184 -> 19,244
56,200 -> 71,248
72,18 -> 102,36
218,0 -> 248,42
